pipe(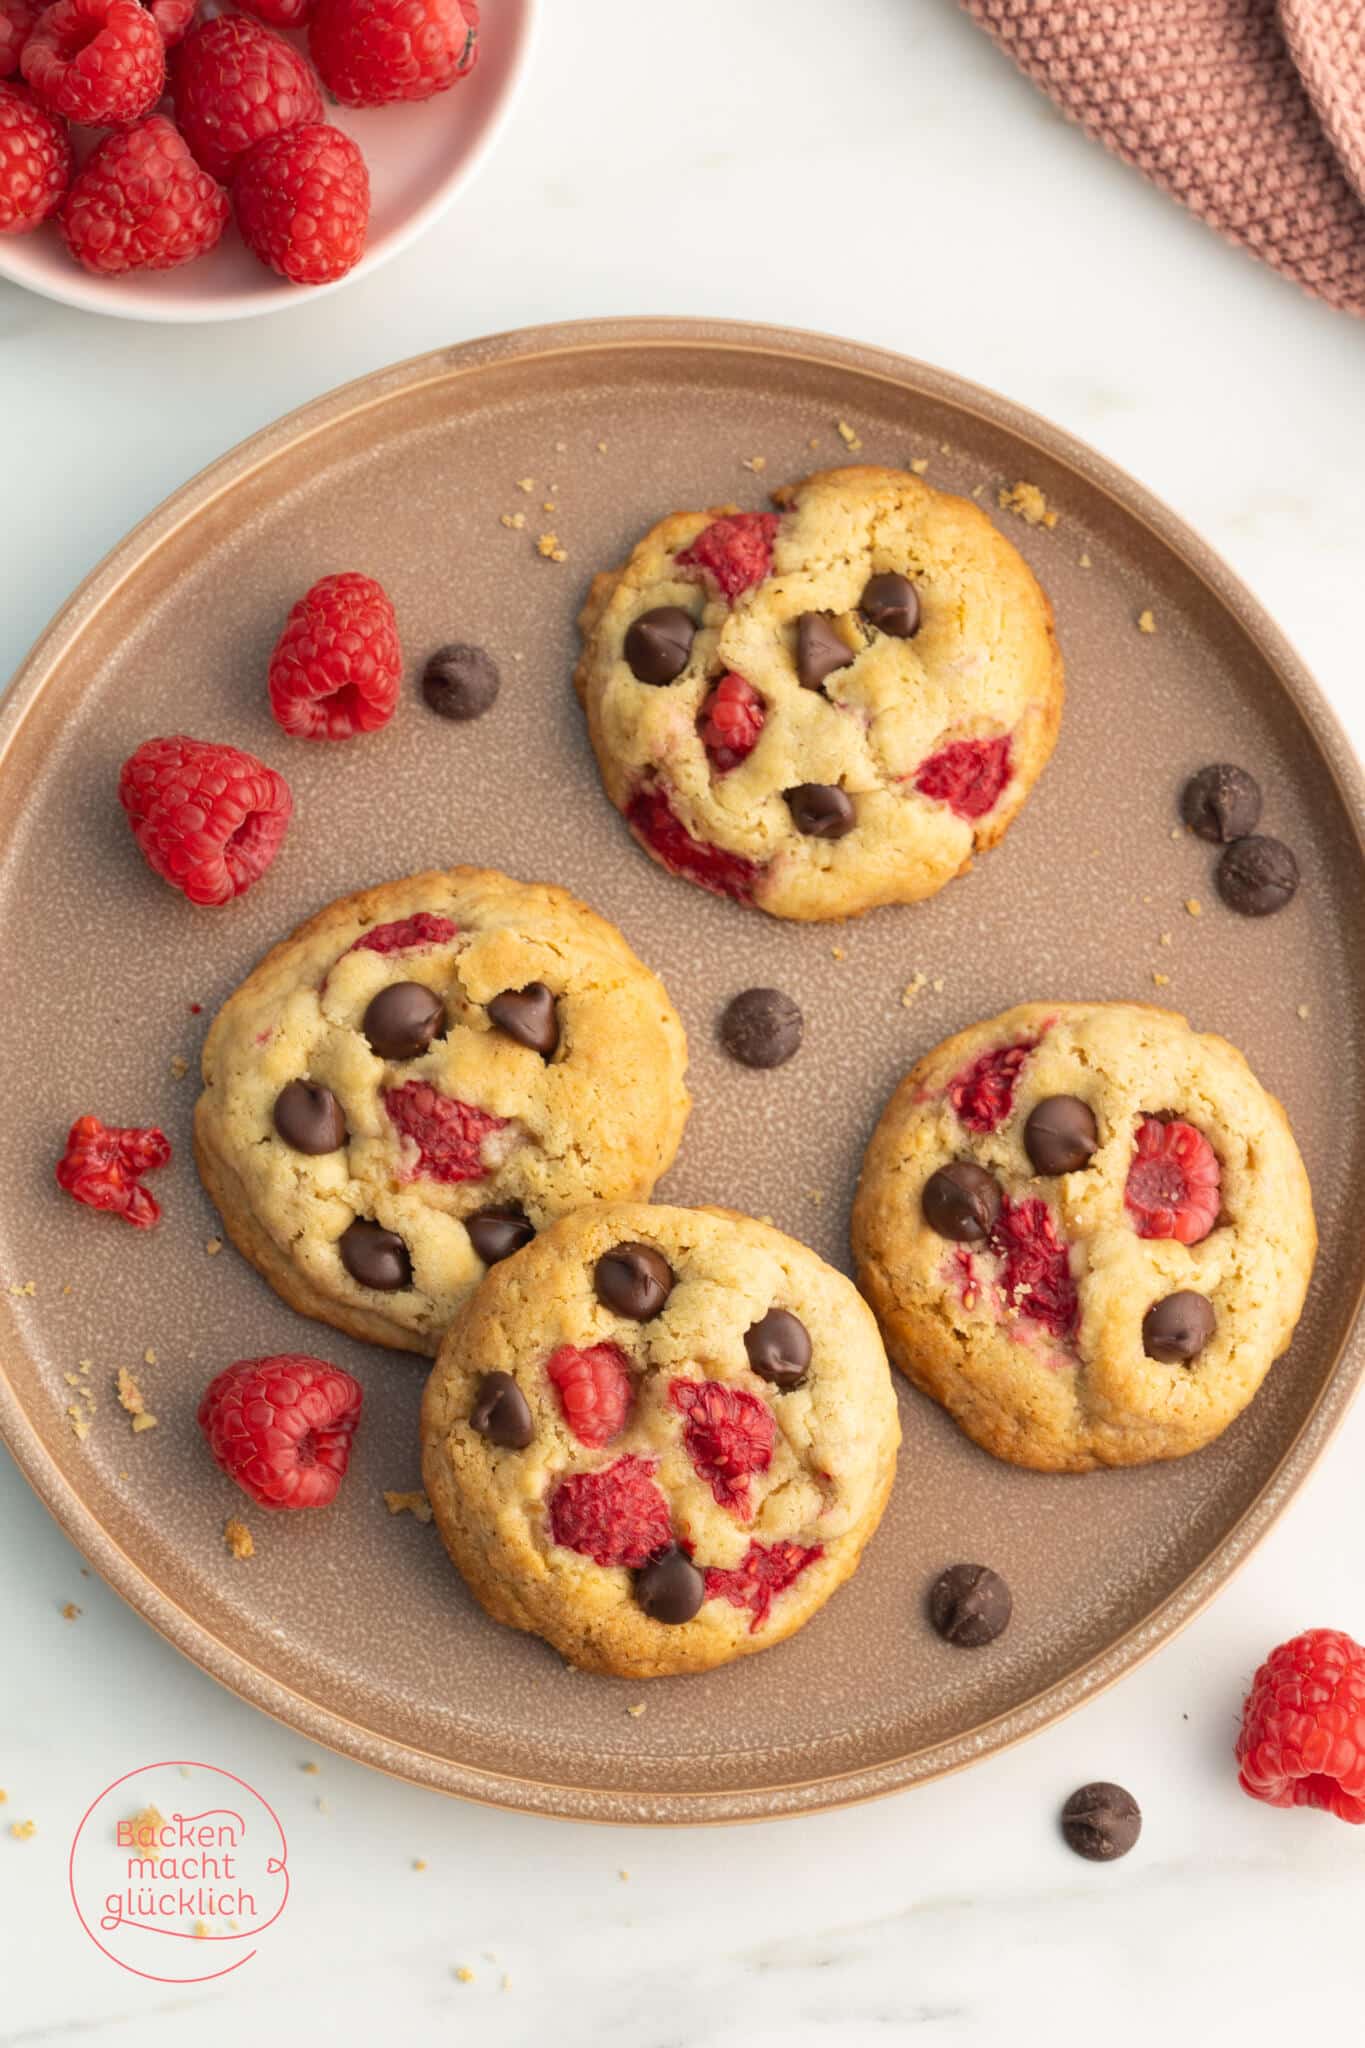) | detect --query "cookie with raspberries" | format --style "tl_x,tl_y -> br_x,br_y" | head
194,871 -> 690,1355
852,1001 -> 1315,1471
420,1202 -> 900,1677
574,466 -> 1064,921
